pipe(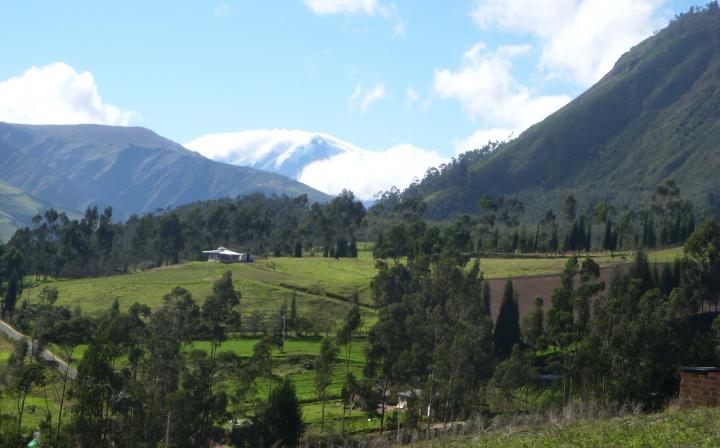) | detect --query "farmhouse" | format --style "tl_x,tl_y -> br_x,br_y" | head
202,247 -> 250,263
